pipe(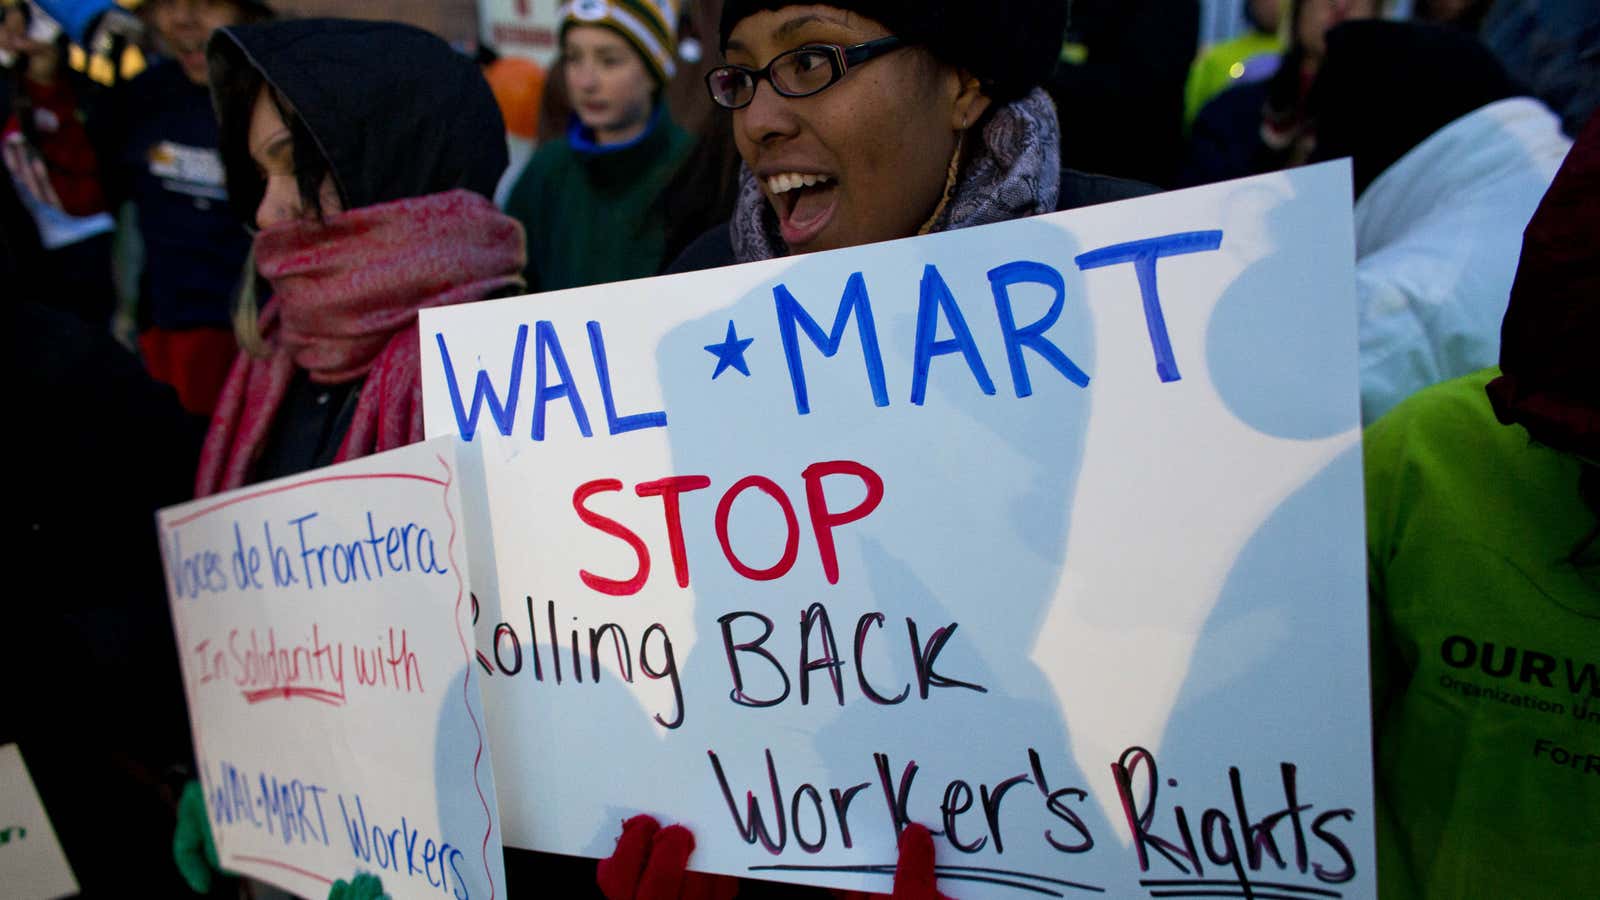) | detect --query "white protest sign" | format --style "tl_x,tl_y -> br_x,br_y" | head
159,439 -> 504,900
421,163 -> 1374,898
0,745 -> 78,900
477,0 -> 561,65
